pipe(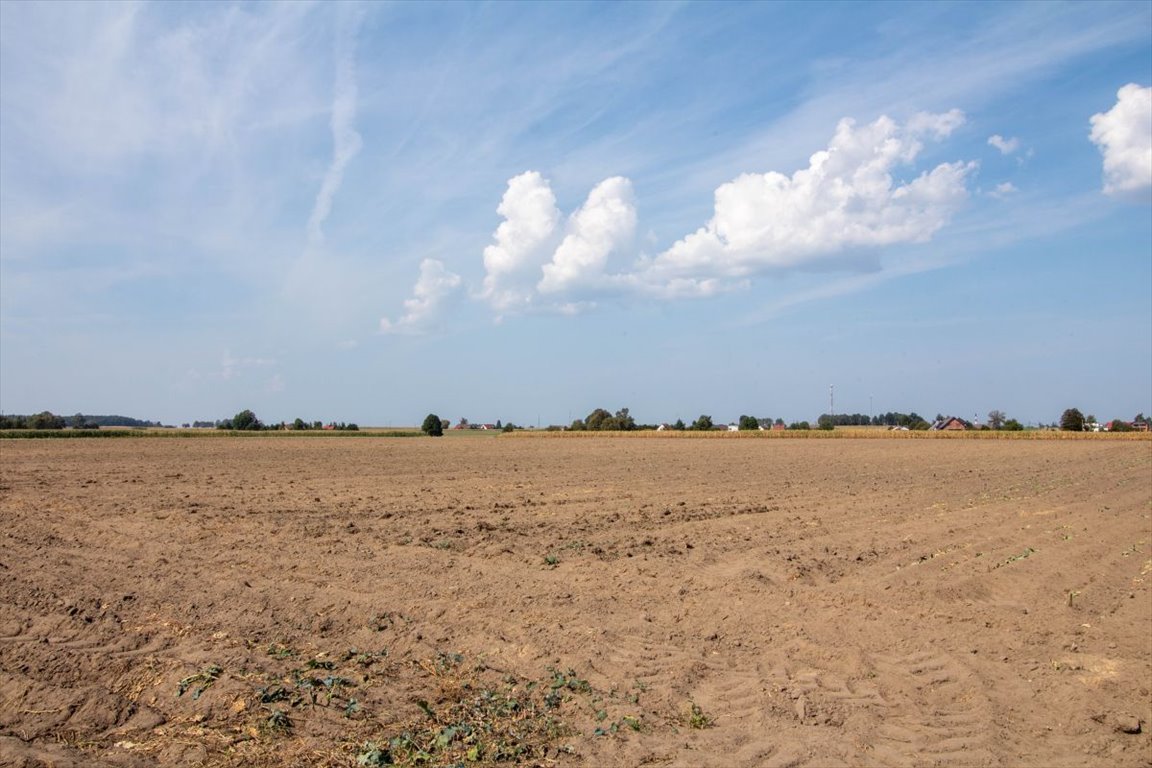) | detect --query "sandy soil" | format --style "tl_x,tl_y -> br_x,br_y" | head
1,436 -> 1149,767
